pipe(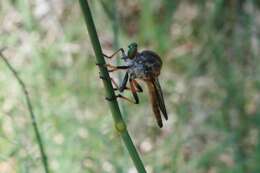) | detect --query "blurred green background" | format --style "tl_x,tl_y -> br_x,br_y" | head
0,0 -> 260,172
